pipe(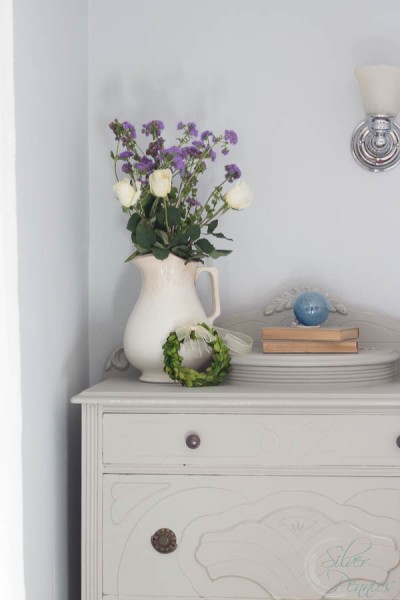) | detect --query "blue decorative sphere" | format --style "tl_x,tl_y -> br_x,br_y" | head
293,291 -> 330,326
